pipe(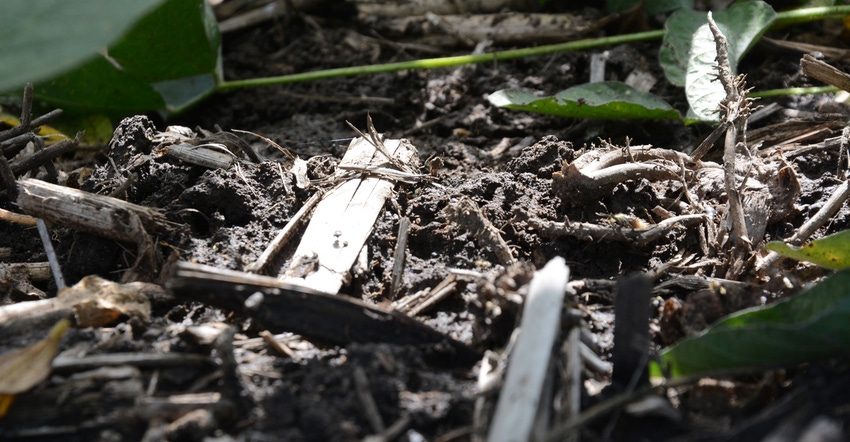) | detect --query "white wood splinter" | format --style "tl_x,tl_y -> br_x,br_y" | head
488,256 -> 570,442
279,136 -> 417,294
